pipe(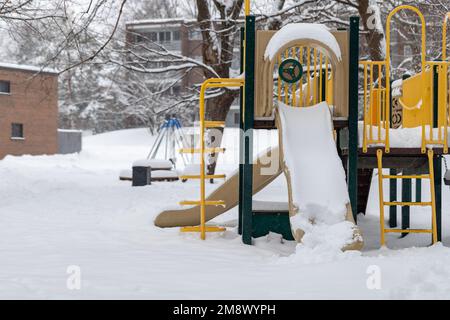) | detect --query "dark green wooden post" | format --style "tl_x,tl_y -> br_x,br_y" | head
389,169 -> 398,228
241,15 -> 256,245
415,179 -> 422,202
321,69 -> 327,102
432,63 -> 442,242
401,176 -> 411,237
433,65 -> 439,127
238,27 -> 245,235
348,16 -> 360,221
434,155 -> 442,242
